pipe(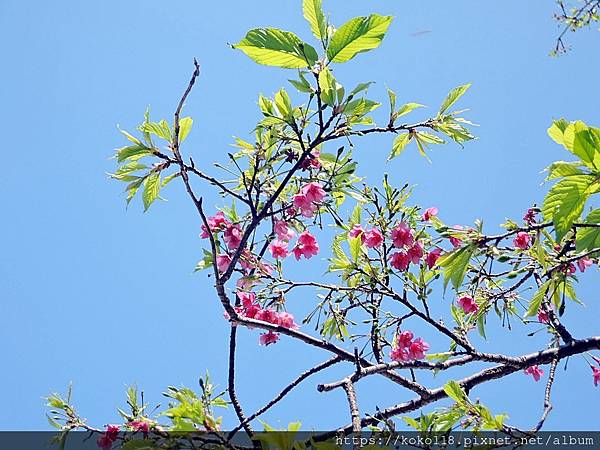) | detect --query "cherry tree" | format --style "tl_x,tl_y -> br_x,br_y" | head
47,1 -> 600,448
